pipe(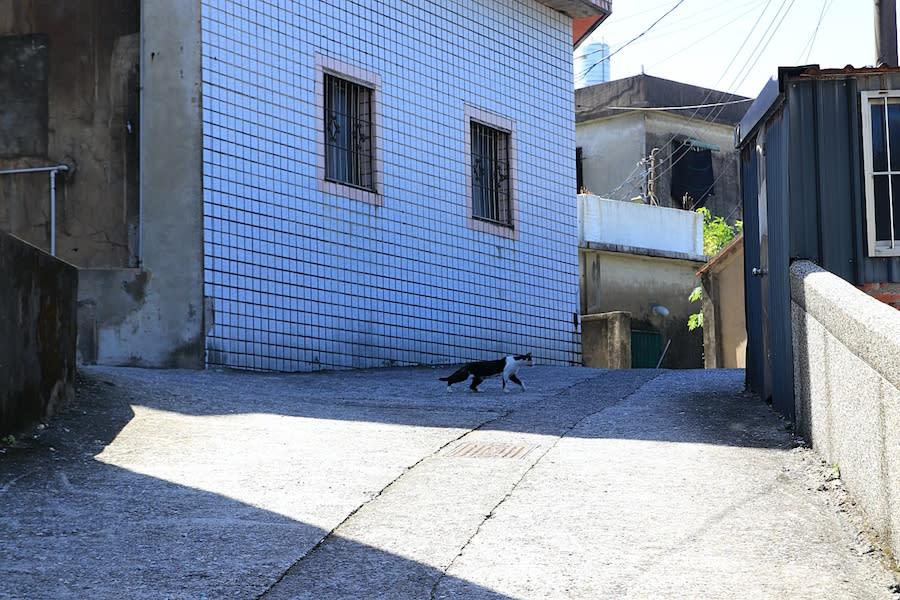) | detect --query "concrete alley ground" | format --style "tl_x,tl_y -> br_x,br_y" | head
1,365 -> 898,599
